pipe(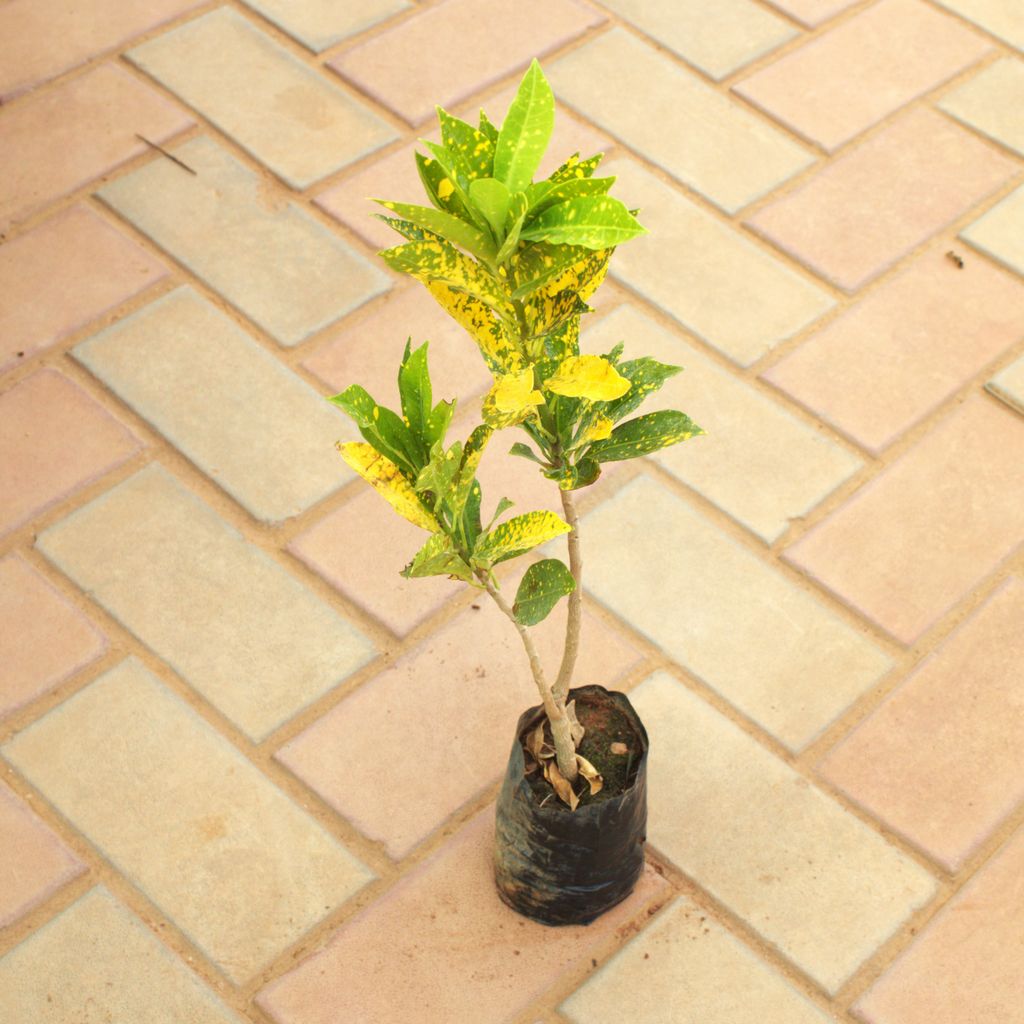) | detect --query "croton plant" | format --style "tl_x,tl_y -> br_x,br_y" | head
332,60 -> 702,808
